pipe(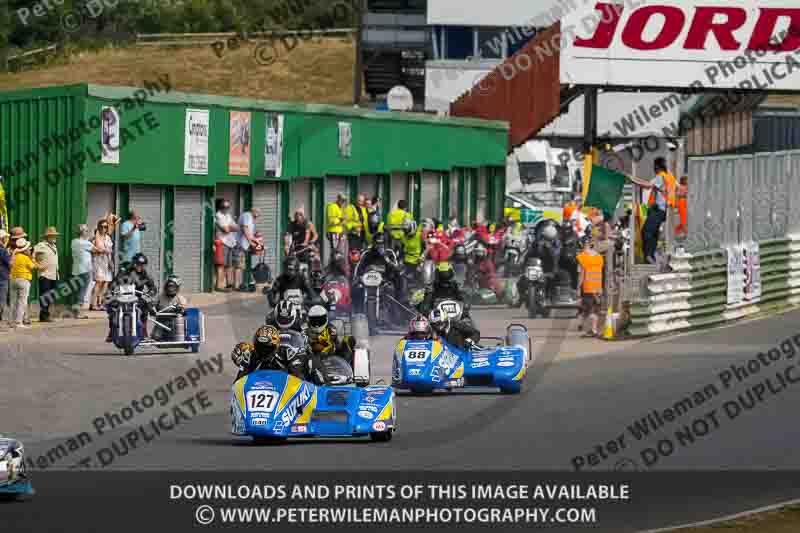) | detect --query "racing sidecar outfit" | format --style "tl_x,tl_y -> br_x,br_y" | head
105,269 -> 158,342
269,273 -> 317,307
